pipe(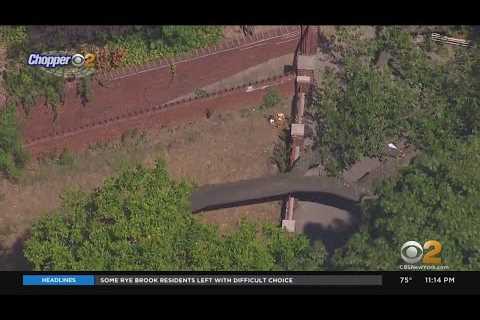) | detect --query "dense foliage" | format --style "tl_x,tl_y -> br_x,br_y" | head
3,65 -> 65,115
107,26 -> 223,67
0,26 -> 27,45
313,61 -> 417,174
313,26 -> 480,175
0,104 -> 28,179
22,26 -> 135,51
1,25 -> 223,111
315,26 -> 480,270
19,26 -> 223,56
332,136 -> 480,270
24,161 -> 326,271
